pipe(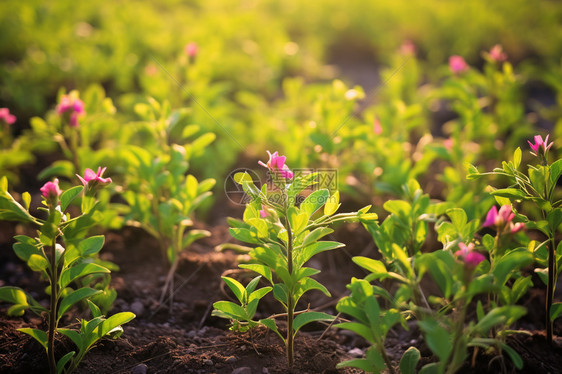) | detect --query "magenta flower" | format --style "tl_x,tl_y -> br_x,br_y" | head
0,108 -> 16,125
511,222 -> 525,234
56,94 -> 85,128
40,179 -> 62,200
258,151 -> 294,179
482,205 -> 515,228
399,40 -> 416,56
373,118 -> 382,135
77,167 -> 112,187
185,42 -> 198,58
465,251 -> 486,267
528,134 -> 553,155
455,242 -> 485,267
259,205 -> 270,218
489,44 -> 507,62
449,55 -> 469,74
